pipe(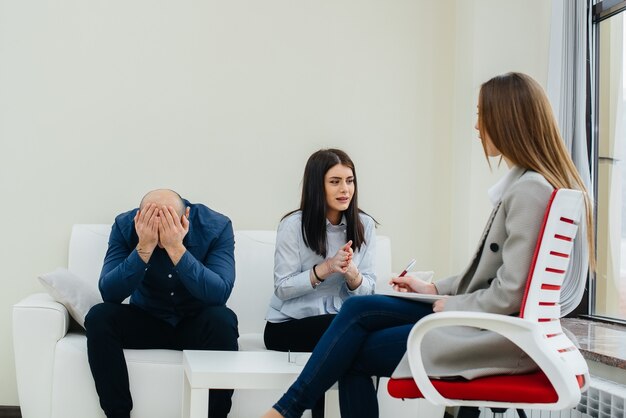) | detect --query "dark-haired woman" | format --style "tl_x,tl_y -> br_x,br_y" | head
264,149 -> 377,417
